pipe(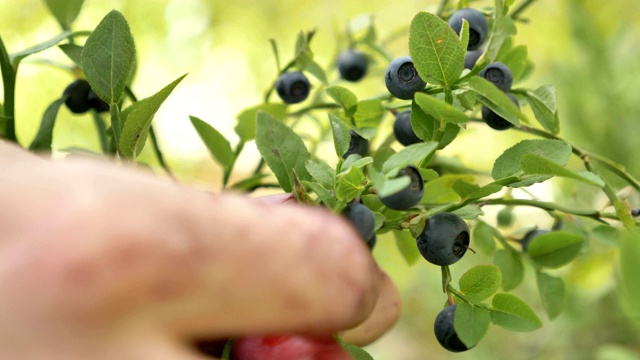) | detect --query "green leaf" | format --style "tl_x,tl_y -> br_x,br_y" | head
482,16 -> 517,63
452,205 -> 484,220
422,174 -> 475,204
339,340 -> 374,360
335,166 -> 366,202
523,85 -> 560,134
468,76 -> 522,126
230,173 -> 269,191
462,183 -> 504,202
373,146 -> 395,171
459,265 -> 502,302
527,231 -> 585,269
10,31 -> 76,67
500,45 -> 528,82
473,220 -> 496,256
189,115 -> 234,171
340,156 -> 373,176
82,10 -> 136,104
491,293 -> 542,332
454,303 -> 490,348
619,229 -> 640,324
29,98 -> 65,151
382,142 -> 438,174
459,20 -> 470,51
235,103 -> 288,142
353,99 -> 384,129
305,159 -> 335,189
536,271 -> 565,320
410,101 -> 439,141
44,0 -> 85,30
329,113 -> 352,158
492,139 -> 572,187
409,12 -> 464,87
255,111 -> 311,192
58,43 -> 83,66
520,153 -> 605,187
304,181 -> 338,209
494,249 -> 524,291
118,74 -> 186,159
296,53 -> 327,84
326,86 -> 357,116
377,175 -> 411,198
393,229 -> 421,266
451,179 -> 480,199
414,92 -> 468,125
